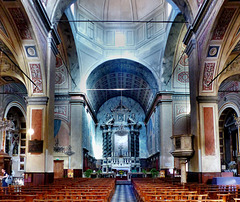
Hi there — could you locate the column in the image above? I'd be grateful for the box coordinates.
[25,96,49,172]
[102,131,107,157]
[198,96,221,173]
[180,158,187,184]
[158,92,174,170]
[70,93,84,170]
[184,38,201,172]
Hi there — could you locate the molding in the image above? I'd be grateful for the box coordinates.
[32,0,61,46]
[145,91,174,123]
[185,39,196,56]
[69,92,98,124]
[183,0,214,45]
[48,34,59,56]
[197,96,218,103]
[25,96,49,105]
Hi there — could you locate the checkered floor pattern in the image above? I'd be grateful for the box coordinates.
[111,185,137,202]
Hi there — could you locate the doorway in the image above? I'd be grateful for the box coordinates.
[54,160,64,179]
[219,109,238,175]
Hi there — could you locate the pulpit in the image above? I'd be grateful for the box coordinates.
[171,134,194,183]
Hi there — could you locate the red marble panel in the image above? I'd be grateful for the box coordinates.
[31,109,42,140]
[204,107,215,155]
[8,8,32,40]
[212,8,236,40]
[29,63,43,93]
[202,62,215,91]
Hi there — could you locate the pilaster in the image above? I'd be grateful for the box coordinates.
[197,96,221,173]
[25,96,49,172]
[69,94,84,169]
[157,92,174,170]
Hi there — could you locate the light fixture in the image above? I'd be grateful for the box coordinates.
[27,128,34,136]
[64,145,75,156]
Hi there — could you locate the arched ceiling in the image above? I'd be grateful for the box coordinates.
[86,59,158,113]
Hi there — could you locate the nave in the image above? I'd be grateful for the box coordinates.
[111,185,136,202]
[0,177,240,201]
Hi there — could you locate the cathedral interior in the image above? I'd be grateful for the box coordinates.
[0,0,239,194]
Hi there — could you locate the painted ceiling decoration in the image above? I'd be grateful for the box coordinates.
[218,75,240,100]
[8,7,32,40]
[87,59,158,113]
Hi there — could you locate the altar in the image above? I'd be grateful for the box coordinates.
[100,103,142,173]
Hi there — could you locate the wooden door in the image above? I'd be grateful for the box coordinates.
[54,160,64,179]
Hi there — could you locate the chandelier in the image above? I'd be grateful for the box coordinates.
[64,145,75,156]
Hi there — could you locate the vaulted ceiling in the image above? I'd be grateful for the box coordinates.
[77,0,166,22]
[86,59,158,113]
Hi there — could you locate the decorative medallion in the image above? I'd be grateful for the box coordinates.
[207,46,220,57]
[177,71,189,83]
[25,45,38,58]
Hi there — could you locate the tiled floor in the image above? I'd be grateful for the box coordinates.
[111,185,137,202]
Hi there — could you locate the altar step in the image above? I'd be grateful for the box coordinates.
[116,180,131,185]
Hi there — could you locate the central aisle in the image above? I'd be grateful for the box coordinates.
[111,185,137,202]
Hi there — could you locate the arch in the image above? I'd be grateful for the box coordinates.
[0,1,47,95]
[4,102,26,121]
[198,2,240,95]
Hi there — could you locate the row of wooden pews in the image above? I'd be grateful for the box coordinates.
[0,178,115,202]
[132,178,240,202]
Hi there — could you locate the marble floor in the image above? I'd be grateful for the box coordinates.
[111,185,137,202]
